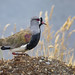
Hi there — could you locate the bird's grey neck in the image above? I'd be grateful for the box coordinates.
[30,20,41,34]
[30,25,41,35]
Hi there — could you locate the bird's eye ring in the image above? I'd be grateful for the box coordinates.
[36,19,40,21]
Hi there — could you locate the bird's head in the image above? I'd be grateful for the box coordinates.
[31,17,46,28]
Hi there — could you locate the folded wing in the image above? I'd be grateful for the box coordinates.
[0,29,32,50]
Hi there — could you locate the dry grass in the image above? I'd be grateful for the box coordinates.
[1,24,10,38]
[0,5,75,67]
[38,5,75,66]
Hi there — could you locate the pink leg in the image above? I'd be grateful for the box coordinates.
[12,52,26,55]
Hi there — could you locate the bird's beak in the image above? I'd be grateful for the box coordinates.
[42,21,47,25]
[40,17,47,25]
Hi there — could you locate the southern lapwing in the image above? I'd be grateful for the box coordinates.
[0,17,46,55]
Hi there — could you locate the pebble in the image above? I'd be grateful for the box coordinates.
[45,68,47,71]
[41,57,45,60]
[9,66,12,69]
[39,59,42,62]
[48,58,52,62]
[27,71,32,75]
[0,70,3,73]
[45,61,50,65]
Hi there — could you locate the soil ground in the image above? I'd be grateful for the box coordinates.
[0,54,75,75]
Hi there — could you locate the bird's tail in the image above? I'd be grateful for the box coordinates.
[0,38,10,50]
[1,46,11,50]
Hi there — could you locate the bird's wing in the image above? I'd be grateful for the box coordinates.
[1,29,32,49]
[11,31,41,53]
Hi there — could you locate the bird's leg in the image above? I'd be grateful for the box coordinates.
[12,52,26,55]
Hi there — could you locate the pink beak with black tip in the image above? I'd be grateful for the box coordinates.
[41,21,46,25]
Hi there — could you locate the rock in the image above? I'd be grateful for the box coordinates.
[45,61,50,65]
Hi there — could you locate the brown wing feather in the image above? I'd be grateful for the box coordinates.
[0,29,32,48]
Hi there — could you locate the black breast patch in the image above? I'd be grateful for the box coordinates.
[26,33,40,50]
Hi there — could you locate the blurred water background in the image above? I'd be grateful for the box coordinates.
[0,0,75,60]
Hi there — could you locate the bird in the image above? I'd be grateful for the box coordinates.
[0,17,46,55]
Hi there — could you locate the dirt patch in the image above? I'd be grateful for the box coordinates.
[0,54,75,75]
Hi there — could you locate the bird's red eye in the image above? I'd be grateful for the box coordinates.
[36,19,40,21]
